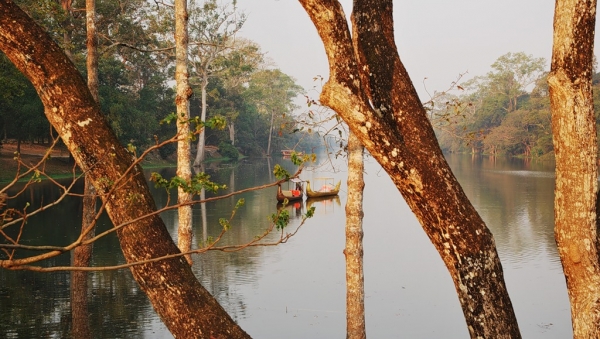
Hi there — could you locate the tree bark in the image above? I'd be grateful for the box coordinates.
[175,0,193,264]
[299,0,521,337]
[0,2,250,337]
[71,1,99,336]
[344,132,366,339]
[194,74,209,166]
[549,0,600,337]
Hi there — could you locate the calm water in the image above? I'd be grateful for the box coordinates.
[0,154,570,338]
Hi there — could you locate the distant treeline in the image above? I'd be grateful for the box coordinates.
[0,0,321,160]
[431,52,600,159]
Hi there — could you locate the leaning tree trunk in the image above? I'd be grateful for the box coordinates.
[175,0,193,264]
[344,132,366,339]
[548,0,600,337]
[299,0,521,337]
[0,2,250,338]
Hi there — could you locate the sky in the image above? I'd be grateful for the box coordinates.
[235,0,598,101]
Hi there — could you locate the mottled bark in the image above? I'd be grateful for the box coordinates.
[344,132,366,339]
[175,0,193,264]
[0,2,250,337]
[549,0,600,337]
[72,1,98,335]
[299,0,521,337]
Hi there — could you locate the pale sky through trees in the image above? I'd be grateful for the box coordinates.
[238,0,598,101]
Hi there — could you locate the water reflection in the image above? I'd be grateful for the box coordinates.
[445,154,556,266]
[0,155,572,338]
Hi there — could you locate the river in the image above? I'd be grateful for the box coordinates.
[0,153,570,338]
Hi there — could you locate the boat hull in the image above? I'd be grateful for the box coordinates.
[306,180,341,198]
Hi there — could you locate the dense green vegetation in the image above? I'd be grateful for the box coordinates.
[431,52,600,159]
[0,0,318,160]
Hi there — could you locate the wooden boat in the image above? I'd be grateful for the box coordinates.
[276,178,304,202]
[306,179,341,198]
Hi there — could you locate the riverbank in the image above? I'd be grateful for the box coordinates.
[0,142,176,183]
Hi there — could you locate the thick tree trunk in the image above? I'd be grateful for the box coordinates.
[549,0,600,337]
[194,76,209,166]
[344,132,366,339]
[175,0,193,264]
[299,0,521,337]
[0,2,250,338]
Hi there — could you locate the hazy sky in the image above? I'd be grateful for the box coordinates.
[236,0,598,101]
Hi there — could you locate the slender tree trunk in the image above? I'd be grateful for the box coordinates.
[228,121,235,146]
[194,75,208,166]
[71,0,98,336]
[267,110,274,156]
[344,132,366,339]
[85,0,98,103]
[300,1,521,337]
[0,3,251,337]
[549,0,600,337]
[71,184,94,338]
[175,0,193,264]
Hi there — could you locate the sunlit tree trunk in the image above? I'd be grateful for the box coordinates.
[175,0,193,264]
[300,1,521,337]
[548,0,600,337]
[344,132,366,339]
[71,0,98,337]
[0,3,251,337]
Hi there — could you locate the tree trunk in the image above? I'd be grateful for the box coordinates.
[71,181,94,338]
[344,132,366,339]
[267,110,274,156]
[300,1,521,337]
[71,0,99,336]
[175,0,193,264]
[194,75,209,166]
[0,2,250,337]
[228,121,235,146]
[549,0,600,337]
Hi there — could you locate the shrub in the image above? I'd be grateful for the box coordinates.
[218,141,239,160]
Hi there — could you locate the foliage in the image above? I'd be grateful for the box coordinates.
[4,0,307,161]
[218,140,239,160]
[150,171,226,196]
[0,52,48,144]
[433,52,559,158]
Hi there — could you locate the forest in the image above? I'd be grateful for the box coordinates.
[432,51,600,159]
[0,0,319,161]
